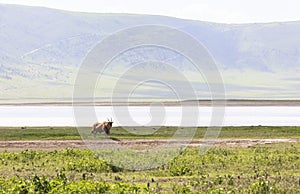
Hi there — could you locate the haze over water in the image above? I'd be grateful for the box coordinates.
[0,106,299,127]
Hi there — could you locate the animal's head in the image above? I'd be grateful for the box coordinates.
[103,118,113,135]
[106,118,113,127]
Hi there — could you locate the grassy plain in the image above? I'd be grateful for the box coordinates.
[0,143,299,193]
[0,126,299,193]
[0,126,300,140]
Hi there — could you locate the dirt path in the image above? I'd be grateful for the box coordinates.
[0,138,299,151]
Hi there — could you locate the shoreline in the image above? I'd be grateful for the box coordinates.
[1,100,300,106]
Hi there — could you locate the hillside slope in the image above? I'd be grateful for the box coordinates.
[0,4,299,101]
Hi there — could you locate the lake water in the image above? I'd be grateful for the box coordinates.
[0,106,299,126]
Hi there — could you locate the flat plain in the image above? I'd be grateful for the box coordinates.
[0,126,299,193]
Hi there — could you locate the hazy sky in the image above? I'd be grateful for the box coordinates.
[0,0,300,23]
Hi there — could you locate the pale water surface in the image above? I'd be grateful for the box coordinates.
[0,106,299,126]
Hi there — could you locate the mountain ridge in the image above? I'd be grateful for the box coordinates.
[0,4,299,101]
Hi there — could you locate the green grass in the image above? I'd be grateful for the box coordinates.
[1,126,299,192]
[0,127,81,140]
[0,143,299,193]
[0,126,299,140]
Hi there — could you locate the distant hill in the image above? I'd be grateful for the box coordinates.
[0,4,299,101]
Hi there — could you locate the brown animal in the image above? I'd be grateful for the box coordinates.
[91,118,113,137]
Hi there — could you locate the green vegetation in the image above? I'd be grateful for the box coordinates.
[0,126,300,140]
[0,127,81,140]
[0,126,299,192]
[0,143,299,193]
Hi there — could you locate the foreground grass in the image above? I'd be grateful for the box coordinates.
[0,143,299,193]
[0,126,300,140]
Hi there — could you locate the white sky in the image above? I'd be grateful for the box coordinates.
[0,0,300,23]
